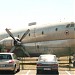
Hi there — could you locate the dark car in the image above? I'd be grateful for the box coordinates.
[36,54,59,75]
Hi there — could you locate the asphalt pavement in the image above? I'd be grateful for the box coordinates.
[15,70,75,75]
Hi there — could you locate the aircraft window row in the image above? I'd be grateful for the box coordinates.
[28,31,44,37]
[28,28,59,37]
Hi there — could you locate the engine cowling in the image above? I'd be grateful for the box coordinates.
[0,37,19,49]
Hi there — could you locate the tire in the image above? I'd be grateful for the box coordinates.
[37,70,41,74]
[73,61,75,67]
[17,65,20,72]
[12,65,16,74]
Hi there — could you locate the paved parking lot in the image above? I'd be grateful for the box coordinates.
[15,57,75,75]
[15,70,75,75]
[0,57,75,75]
[0,70,74,75]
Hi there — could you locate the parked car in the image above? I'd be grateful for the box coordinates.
[0,53,20,74]
[36,54,59,75]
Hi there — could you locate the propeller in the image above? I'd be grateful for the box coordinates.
[5,28,30,56]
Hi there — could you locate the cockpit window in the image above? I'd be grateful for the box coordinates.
[66,24,70,28]
[70,22,74,27]
[66,22,75,28]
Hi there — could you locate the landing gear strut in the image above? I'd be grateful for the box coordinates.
[73,61,75,67]
[73,54,75,67]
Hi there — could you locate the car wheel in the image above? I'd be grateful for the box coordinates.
[73,61,75,67]
[37,70,42,74]
[17,65,20,72]
[12,65,16,74]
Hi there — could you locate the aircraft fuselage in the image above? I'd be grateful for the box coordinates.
[0,22,75,57]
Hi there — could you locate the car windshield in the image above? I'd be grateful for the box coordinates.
[39,55,57,62]
[0,54,12,60]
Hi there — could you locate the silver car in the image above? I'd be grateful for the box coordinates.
[36,54,59,75]
[0,53,20,74]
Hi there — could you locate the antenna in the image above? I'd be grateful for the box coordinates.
[28,22,36,26]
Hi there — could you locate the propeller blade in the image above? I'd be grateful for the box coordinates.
[21,45,30,57]
[5,28,16,40]
[21,48,30,57]
[10,46,16,53]
[20,29,30,41]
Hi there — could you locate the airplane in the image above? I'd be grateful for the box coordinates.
[0,22,75,59]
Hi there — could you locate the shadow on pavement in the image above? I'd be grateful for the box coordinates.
[0,71,15,75]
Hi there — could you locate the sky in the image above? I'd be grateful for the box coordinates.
[0,0,74,32]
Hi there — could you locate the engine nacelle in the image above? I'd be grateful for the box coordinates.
[0,37,14,49]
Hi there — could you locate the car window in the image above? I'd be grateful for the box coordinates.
[0,54,12,60]
[38,55,57,62]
